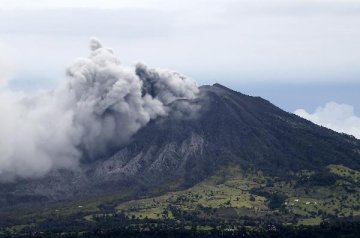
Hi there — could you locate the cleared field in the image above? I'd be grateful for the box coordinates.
[2,164,360,234]
[114,164,360,226]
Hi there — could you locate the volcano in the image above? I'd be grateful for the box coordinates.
[1,83,360,211]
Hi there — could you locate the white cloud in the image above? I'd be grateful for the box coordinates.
[0,0,158,10]
[1,0,360,85]
[295,102,360,139]
[0,0,358,10]
[0,8,174,37]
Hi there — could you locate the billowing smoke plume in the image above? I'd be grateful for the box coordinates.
[0,39,199,181]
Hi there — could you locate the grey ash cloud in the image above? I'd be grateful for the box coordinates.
[0,39,199,181]
[136,62,198,104]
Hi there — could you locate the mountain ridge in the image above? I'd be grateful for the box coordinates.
[0,83,360,211]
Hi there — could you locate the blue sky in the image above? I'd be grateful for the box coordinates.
[0,0,360,137]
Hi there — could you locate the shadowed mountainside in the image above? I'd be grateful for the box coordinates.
[1,83,360,210]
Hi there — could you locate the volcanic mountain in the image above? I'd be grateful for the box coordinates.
[1,83,360,211]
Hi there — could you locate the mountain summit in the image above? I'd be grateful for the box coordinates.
[1,83,360,210]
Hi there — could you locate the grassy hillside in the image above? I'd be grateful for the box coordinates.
[2,164,360,236]
[115,164,360,225]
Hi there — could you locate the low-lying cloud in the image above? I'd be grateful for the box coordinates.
[295,102,360,139]
[0,39,199,181]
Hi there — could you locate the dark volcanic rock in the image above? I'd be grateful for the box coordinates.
[1,84,360,209]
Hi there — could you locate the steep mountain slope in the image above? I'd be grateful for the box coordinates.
[1,83,360,210]
[92,83,360,189]
[120,83,360,186]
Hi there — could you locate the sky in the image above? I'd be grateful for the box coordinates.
[0,0,360,137]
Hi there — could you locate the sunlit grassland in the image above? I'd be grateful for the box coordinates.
[2,164,360,234]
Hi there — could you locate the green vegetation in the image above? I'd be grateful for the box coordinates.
[114,164,360,225]
[2,164,360,237]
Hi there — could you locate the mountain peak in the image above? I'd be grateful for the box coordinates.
[2,83,360,210]
[212,83,226,88]
[210,83,247,97]
[212,83,233,91]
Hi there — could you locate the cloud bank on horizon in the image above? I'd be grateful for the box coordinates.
[1,0,360,86]
[295,102,360,139]
[0,39,199,181]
